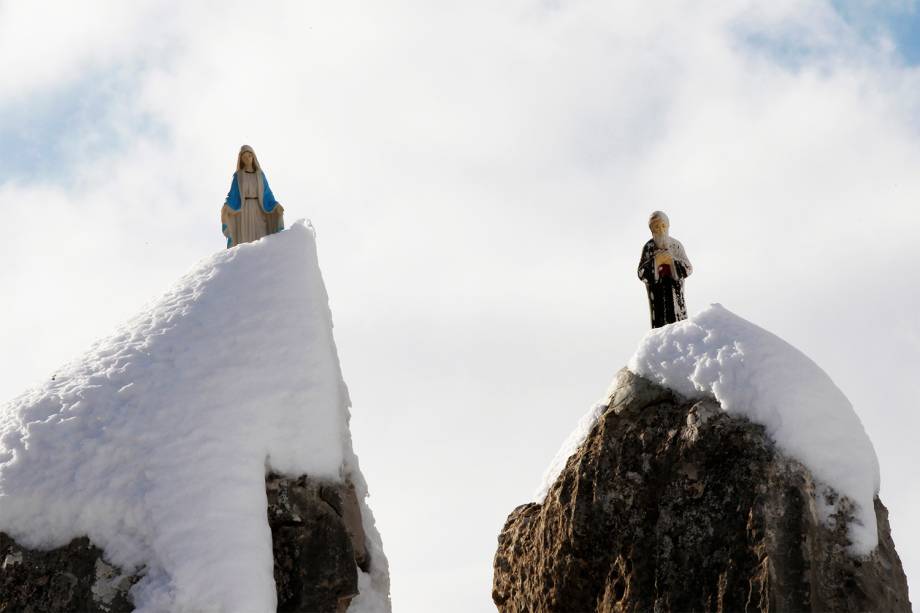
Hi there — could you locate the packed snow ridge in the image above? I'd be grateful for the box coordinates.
[0,221,389,612]
[538,304,880,556]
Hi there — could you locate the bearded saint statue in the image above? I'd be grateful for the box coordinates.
[637,211,692,328]
[221,145,285,248]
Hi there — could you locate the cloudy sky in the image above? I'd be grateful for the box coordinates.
[2,1,919,610]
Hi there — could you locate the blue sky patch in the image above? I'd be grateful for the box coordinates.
[833,0,920,64]
[730,2,920,71]
[0,70,167,185]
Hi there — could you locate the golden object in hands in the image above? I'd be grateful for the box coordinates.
[654,251,674,268]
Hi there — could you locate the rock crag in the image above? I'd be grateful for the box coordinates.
[492,369,911,613]
[0,474,369,613]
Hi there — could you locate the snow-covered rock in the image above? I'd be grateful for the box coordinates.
[496,369,910,612]
[502,305,910,612]
[0,221,389,612]
[540,304,879,555]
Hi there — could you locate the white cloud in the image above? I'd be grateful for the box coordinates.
[1,1,918,610]
[0,0,171,105]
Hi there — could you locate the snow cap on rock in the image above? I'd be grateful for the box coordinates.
[0,221,389,612]
[539,303,880,556]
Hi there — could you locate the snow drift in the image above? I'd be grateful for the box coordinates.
[0,221,389,612]
[538,304,880,555]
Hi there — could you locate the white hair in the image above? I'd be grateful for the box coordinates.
[648,210,670,228]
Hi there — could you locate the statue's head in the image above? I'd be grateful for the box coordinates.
[237,145,261,172]
[649,211,669,243]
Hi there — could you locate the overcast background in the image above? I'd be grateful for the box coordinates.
[1,1,918,611]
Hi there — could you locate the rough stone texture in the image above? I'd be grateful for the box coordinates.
[267,473,363,613]
[0,535,135,613]
[493,369,912,613]
[0,474,367,613]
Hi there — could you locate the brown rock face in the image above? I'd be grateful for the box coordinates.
[0,475,367,613]
[267,473,365,613]
[492,370,911,613]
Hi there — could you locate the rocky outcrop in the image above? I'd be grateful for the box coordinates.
[0,474,369,613]
[0,535,135,613]
[492,369,911,613]
[267,473,368,613]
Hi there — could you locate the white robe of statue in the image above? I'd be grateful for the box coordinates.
[238,170,269,243]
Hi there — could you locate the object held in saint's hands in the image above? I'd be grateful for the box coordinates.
[654,251,674,278]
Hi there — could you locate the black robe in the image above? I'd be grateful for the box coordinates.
[637,237,692,328]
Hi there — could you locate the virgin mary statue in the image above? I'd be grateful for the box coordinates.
[221,145,285,248]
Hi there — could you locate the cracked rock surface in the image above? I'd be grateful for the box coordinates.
[492,369,911,613]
